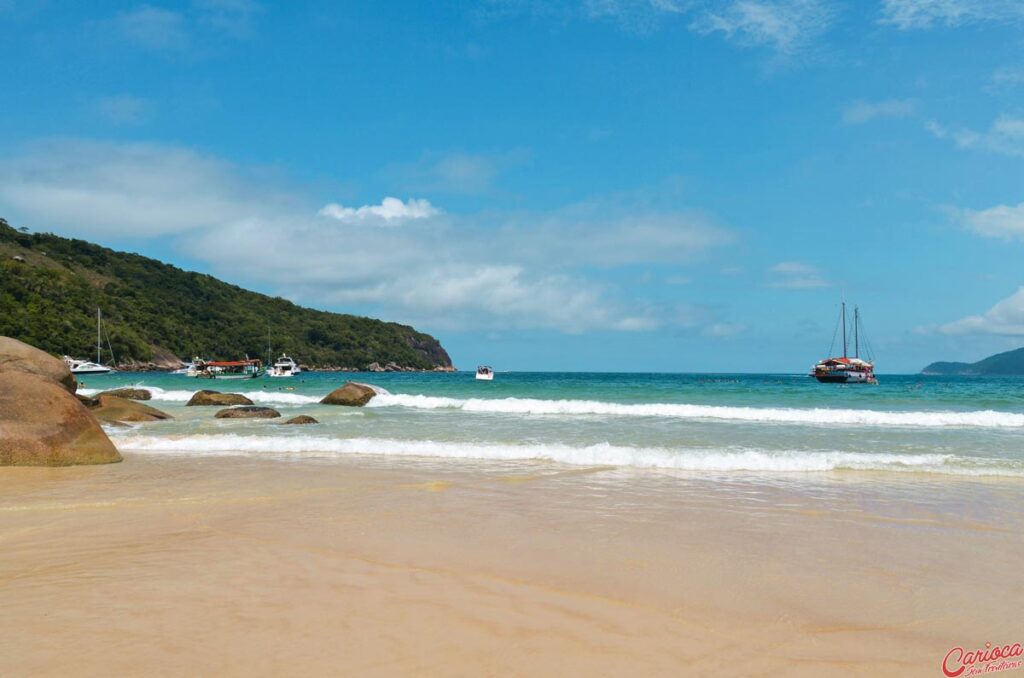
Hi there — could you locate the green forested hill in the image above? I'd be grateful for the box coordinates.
[921,347,1024,375]
[0,218,452,370]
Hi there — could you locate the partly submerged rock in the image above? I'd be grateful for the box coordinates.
[87,395,172,424]
[0,371,122,466]
[0,336,77,394]
[214,406,281,419]
[96,387,152,401]
[186,390,254,407]
[279,414,319,425]
[320,382,376,407]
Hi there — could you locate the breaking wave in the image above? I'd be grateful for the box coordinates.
[79,385,323,406]
[113,434,1024,477]
[368,394,1024,428]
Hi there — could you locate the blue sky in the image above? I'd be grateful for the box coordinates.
[2,0,1024,372]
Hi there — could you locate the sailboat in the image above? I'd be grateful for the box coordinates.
[810,303,876,384]
[63,309,114,375]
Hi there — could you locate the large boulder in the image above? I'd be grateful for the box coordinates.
[279,414,319,425]
[214,406,281,419]
[96,387,152,401]
[320,382,377,407]
[186,390,253,407]
[86,395,172,424]
[0,336,76,394]
[0,371,122,466]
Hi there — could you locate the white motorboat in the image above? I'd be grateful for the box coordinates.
[268,354,301,378]
[171,361,195,375]
[475,365,494,381]
[63,309,114,375]
[63,357,111,375]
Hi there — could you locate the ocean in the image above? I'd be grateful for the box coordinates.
[80,371,1024,478]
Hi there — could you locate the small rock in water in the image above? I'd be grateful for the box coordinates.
[280,415,319,425]
[89,395,172,424]
[97,387,152,401]
[320,381,376,406]
[187,390,254,406]
[214,406,281,419]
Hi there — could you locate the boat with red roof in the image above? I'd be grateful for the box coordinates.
[811,303,877,384]
[190,357,264,380]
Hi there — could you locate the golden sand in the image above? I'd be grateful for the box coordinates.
[1,454,1021,677]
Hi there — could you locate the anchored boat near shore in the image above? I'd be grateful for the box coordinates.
[189,358,263,379]
[811,303,877,384]
[63,309,114,375]
[268,354,301,378]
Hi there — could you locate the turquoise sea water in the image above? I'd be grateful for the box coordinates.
[80,371,1024,477]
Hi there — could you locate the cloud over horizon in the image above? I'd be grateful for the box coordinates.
[318,197,440,225]
[0,137,735,335]
[938,287,1024,336]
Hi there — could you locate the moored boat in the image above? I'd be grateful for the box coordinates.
[811,303,877,384]
[192,358,263,379]
[268,354,301,378]
[63,308,114,375]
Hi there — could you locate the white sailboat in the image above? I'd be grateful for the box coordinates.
[63,309,114,375]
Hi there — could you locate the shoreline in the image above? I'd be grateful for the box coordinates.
[2,452,1022,676]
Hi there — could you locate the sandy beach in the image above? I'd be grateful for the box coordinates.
[2,453,1021,677]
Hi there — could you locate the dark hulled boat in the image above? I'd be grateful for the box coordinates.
[811,303,877,384]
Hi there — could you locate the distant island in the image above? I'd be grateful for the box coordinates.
[0,218,453,371]
[921,346,1024,376]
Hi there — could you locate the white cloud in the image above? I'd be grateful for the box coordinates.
[386,150,529,194]
[927,115,1024,157]
[992,66,1024,88]
[841,99,915,124]
[0,139,292,237]
[318,197,440,225]
[880,0,1024,29]
[955,202,1024,239]
[92,95,151,126]
[690,0,836,54]
[0,138,735,335]
[482,0,834,53]
[101,1,262,51]
[938,287,1024,336]
[582,0,690,32]
[702,322,747,337]
[768,261,830,288]
[194,0,262,37]
[107,5,188,50]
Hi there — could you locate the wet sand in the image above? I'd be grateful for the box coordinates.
[1,453,1022,676]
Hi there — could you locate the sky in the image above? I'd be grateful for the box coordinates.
[2,0,1024,373]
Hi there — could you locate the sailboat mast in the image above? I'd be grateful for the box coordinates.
[97,308,102,364]
[841,302,847,358]
[854,307,860,359]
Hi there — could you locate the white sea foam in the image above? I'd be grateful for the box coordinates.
[79,385,322,405]
[112,434,1024,476]
[367,394,1024,428]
